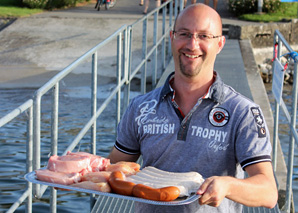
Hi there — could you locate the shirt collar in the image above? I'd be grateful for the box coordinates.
[159,71,225,104]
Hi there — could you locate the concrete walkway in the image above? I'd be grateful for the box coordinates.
[0,0,248,89]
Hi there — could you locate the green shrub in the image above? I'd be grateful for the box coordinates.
[228,0,282,16]
[262,0,281,13]
[228,0,257,16]
[23,0,48,8]
[46,0,75,9]
[22,0,89,9]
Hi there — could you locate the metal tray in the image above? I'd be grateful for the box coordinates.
[25,170,199,206]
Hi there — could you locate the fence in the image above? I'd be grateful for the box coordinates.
[0,0,178,212]
[271,29,298,213]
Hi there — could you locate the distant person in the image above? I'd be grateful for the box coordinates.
[184,0,197,8]
[139,0,161,14]
[204,0,218,10]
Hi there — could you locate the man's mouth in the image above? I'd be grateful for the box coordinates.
[184,53,200,59]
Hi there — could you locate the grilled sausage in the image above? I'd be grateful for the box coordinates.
[132,184,180,201]
[108,171,136,196]
[108,171,180,201]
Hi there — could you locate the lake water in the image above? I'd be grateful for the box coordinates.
[0,83,297,212]
[0,87,119,213]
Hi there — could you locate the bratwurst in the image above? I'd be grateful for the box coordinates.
[108,171,180,201]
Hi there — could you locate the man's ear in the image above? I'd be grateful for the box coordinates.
[217,36,226,54]
[170,30,174,41]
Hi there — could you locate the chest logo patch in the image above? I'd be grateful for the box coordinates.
[209,107,229,127]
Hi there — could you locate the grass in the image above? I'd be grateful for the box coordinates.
[240,2,298,22]
[0,0,91,18]
[0,0,43,18]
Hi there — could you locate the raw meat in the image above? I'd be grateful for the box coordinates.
[47,154,90,173]
[105,163,138,176]
[81,171,111,183]
[71,181,111,193]
[67,151,110,172]
[114,161,140,172]
[35,169,81,185]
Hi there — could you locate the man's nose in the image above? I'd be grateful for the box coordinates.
[186,35,201,49]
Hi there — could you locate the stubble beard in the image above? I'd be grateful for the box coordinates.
[178,55,202,78]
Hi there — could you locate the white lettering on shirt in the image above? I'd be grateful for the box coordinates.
[143,123,175,134]
[191,126,228,143]
[135,100,175,135]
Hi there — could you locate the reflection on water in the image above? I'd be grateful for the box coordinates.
[0,88,118,212]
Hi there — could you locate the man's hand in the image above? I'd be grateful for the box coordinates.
[197,176,231,207]
[196,162,278,208]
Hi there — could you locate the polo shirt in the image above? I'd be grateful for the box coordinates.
[114,71,272,213]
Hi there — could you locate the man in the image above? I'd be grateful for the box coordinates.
[108,4,278,212]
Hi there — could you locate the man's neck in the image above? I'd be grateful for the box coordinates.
[172,72,214,116]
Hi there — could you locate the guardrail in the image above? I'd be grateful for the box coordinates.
[271,29,298,213]
[0,100,33,213]
[0,0,177,212]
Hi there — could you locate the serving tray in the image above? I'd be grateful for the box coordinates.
[24,170,200,206]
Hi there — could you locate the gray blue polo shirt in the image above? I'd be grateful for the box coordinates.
[114,72,272,213]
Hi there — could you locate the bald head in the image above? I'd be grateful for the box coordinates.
[173,3,222,36]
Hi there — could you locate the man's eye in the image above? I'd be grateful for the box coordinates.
[179,32,189,37]
[198,34,209,39]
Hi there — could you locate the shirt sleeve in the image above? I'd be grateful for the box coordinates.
[114,98,141,155]
[236,106,272,170]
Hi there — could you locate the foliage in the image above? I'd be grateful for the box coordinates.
[262,0,281,13]
[239,2,297,22]
[23,0,48,9]
[228,0,282,16]
[228,0,257,16]
[22,0,89,9]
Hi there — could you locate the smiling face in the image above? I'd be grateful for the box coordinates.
[170,4,225,80]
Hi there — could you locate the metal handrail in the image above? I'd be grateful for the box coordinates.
[272,29,298,213]
[0,0,176,212]
[0,100,33,213]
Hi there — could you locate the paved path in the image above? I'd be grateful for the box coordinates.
[0,0,243,88]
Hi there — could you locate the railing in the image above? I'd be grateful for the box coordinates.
[0,0,178,212]
[0,100,33,213]
[271,30,298,213]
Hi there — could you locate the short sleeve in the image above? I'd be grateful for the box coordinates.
[115,98,141,155]
[235,106,272,170]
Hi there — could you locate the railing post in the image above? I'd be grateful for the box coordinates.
[123,26,132,113]
[272,32,279,172]
[141,18,148,94]
[50,83,59,213]
[168,1,173,63]
[152,12,158,89]
[91,51,98,155]
[116,32,123,126]
[33,94,41,197]
[174,0,178,19]
[90,51,98,209]
[161,9,166,71]
[179,0,184,12]
[26,102,33,213]
[285,59,298,213]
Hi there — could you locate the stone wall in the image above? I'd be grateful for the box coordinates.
[228,19,298,48]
